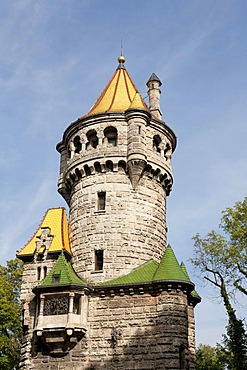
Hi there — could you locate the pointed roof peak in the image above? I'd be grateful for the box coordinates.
[38,253,87,289]
[147,72,162,87]
[153,245,190,283]
[83,59,148,117]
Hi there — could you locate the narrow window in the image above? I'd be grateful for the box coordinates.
[138,125,141,134]
[98,192,106,211]
[179,345,186,370]
[44,266,47,278]
[95,250,104,271]
[37,267,41,280]
[52,273,60,284]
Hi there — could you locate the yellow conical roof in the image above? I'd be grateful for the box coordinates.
[17,208,72,257]
[84,56,148,117]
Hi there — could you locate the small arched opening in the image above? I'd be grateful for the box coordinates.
[153,135,162,153]
[86,129,98,149]
[104,126,118,147]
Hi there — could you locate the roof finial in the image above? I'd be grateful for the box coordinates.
[118,36,125,68]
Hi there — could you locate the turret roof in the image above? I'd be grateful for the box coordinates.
[37,253,87,288]
[146,72,162,86]
[17,208,72,258]
[84,55,148,117]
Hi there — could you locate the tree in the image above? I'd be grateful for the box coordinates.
[0,258,23,370]
[191,198,247,369]
[195,344,225,370]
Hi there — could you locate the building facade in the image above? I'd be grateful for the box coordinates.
[17,55,200,370]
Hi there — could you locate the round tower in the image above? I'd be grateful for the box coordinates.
[56,56,176,283]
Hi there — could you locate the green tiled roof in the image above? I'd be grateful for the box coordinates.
[180,262,201,300]
[153,245,190,282]
[39,253,87,288]
[97,245,195,288]
[97,260,159,287]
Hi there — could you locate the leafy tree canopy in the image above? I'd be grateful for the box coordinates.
[0,258,23,370]
[196,344,225,370]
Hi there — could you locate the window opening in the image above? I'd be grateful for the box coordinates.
[153,135,162,153]
[104,126,117,147]
[138,125,141,134]
[86,130,98,149]
[95,250,104,271]
[44,266,47,278]
[37,267,41,280]
[179,345,186,370]
[98,192,106,211]
[74,136,82,154]
[52,273,60,284]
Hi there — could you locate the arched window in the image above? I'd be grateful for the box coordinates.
[153,135,162,153]
[86,130,98,149]
[73,136,82,154]
[104,126,118,147]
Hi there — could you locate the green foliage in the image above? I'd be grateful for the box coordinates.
[196,344,225,370]
[191,198,247,369]
[191,197,247,297]
[222,316,247,370]
[0,258,23,370]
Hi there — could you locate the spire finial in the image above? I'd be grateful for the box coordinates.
[118,36,125,68]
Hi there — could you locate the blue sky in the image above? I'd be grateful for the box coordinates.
[0,0,246,346]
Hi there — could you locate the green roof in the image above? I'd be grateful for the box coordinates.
[180,262,201,300]
[97,245,194,288]
[97,260,159,287]
[39,253,87,288]
[153,245,190,282]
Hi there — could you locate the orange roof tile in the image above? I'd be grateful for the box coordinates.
[17,208,72,257]
[83,57,148,117]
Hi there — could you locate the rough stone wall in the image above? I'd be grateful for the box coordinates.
[57,113,174,283]
[70,172,166,283]
[19,254,59,370]
[29,289,194,370]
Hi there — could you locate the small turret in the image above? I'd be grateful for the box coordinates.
[146,73,162,119]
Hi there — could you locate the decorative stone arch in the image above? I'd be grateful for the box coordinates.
[103,126,118,147]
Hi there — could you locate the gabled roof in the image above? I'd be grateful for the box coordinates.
[17,208,72,258]
[38,253,86,288]
[83,55,148,117]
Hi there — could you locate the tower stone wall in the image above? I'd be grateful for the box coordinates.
[18,56,200,370]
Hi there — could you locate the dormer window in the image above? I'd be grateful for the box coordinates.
[52,274,60,284]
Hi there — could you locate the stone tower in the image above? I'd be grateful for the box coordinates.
[17,55,200,370]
